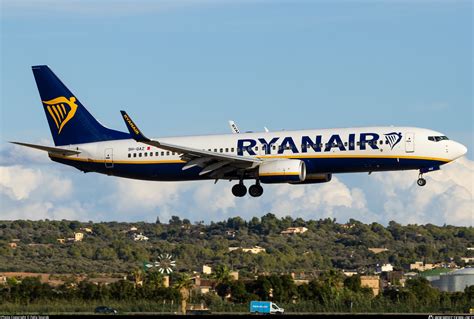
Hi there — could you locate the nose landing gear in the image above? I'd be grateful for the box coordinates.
[417,173,427,187]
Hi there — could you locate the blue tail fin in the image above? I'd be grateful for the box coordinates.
[32,65,130,146]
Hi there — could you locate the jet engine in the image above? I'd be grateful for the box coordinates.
[258,159,306,184]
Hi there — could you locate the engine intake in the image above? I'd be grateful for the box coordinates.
[258,159,306,184]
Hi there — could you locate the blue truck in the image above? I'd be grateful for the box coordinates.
[249,301,284,314]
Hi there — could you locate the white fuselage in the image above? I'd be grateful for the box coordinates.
[50,126,467,182]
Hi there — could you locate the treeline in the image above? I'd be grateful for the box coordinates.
[0,270,472,313]
[0,216,472,274]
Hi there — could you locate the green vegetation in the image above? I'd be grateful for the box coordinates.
[0,217,472,313]
[0,271,472,314]
[0,216,472,274]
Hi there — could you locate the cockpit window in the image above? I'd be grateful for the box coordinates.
[428,136,449,142]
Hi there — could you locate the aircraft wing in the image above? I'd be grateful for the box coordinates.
[10,141,81,156]
[120,111,261,178]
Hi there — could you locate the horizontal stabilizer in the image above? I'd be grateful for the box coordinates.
[10,141,81,156]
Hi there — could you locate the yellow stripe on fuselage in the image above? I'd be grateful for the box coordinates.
[257,154,451,163]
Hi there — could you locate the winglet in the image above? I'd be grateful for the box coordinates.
[120,110,151,142]
[228,120,240,134]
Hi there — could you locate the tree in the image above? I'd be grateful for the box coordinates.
[169,216,182,226]
[109,280,135,300]
[173,273,193,314]
[406,277,440,307]
[212,265,232,285]
[344,275,362,292]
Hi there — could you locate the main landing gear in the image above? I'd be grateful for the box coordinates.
[417,173,427,187]
[249,181,264,197]
[232,182,247,197]
[232,180,263,197]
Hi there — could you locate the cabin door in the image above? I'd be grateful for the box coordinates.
[405,132,415,153]
[104,148,114,168]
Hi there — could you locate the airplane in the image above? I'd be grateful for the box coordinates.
[11,65,468,198]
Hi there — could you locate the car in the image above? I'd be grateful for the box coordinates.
[94,306,118,314]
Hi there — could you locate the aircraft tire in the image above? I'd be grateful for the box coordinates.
[232,184,247,197]
[249,184,264,197]
[417,178,426,187]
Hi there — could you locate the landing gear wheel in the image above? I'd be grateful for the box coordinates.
[232,183,247,197]
[417,178,426,187]
[249,184,264,197]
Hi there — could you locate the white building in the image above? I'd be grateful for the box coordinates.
[133,233,149,241]
[281,227,308,235]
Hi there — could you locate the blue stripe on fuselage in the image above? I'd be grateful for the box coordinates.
[50,156,447,181]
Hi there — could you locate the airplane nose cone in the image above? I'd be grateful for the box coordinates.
[451,142,467,160]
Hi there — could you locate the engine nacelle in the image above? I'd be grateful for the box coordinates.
[290,173,332,184]
[258,159,306,184]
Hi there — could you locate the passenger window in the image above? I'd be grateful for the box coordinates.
[220,148,223,153]
[139,153,142,157]
[172,152,175,155]
[208,149,211,151]
[166,151,170,156]
[380,140,383,145]
[214,149,217,152]
[272,145,276,150]
[357,142,360,146]
[156,152,159,156]
[344,142,348,146]
[150,152,153,157]
[144,152,147,157]
[231,148,235,152]
[161,151,164,156]
[225,148,229,152]
[255,146,258,151]
[128,154,131,158]
[133,153,137,158]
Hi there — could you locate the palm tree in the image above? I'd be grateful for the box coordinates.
[211,264,232,285]
[212,265,233,300]
[173,273,193,314]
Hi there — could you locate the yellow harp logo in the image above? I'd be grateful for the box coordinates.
[43,96,78,134]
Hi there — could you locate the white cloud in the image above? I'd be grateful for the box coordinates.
[0,166,42,200]
[372,157,473,226]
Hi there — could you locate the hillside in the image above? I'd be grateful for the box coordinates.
[1,215,472,275]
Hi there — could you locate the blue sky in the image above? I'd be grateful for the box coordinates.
[0,0,472,225]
